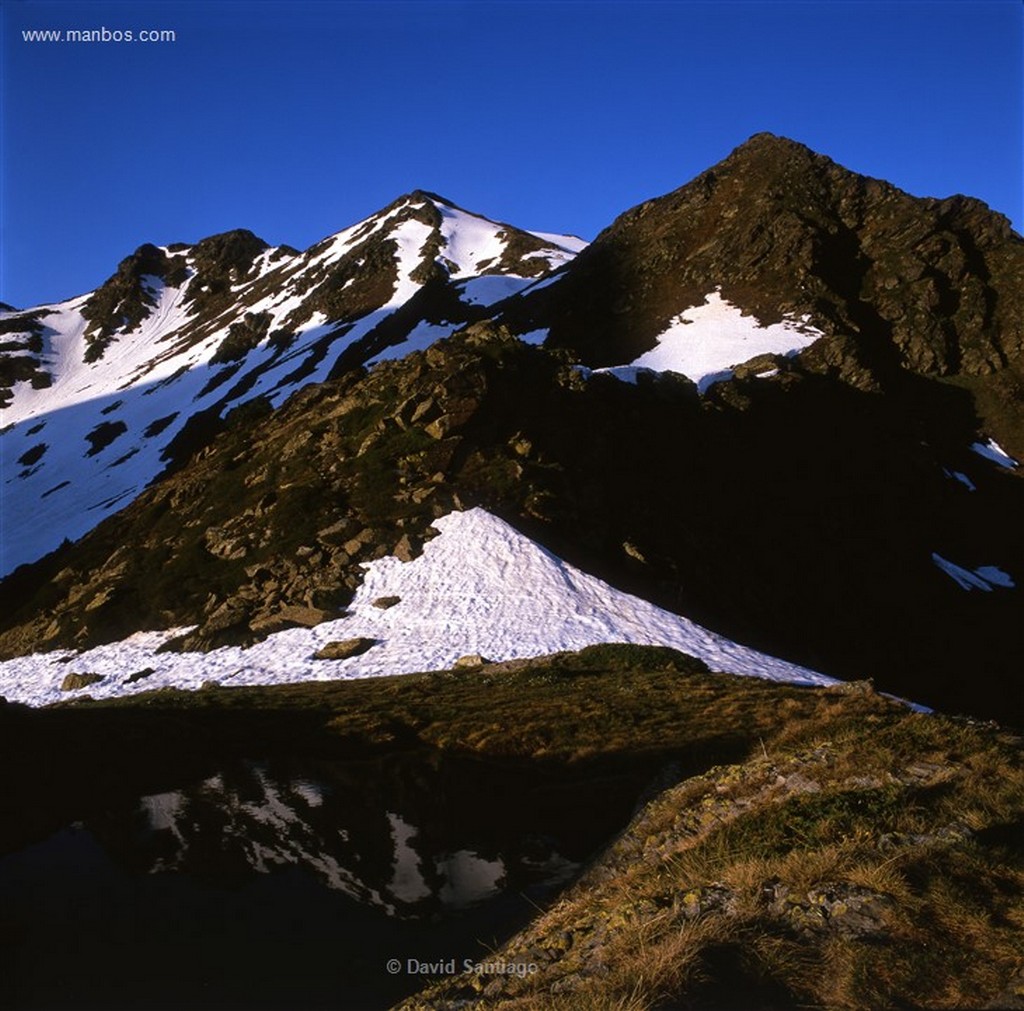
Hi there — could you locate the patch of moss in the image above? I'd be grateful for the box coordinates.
[735,785,909,853]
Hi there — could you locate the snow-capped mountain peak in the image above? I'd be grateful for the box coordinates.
[0,195,586,576]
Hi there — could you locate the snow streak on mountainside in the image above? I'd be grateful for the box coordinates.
[0,508,835,707]
[0,196,583,575]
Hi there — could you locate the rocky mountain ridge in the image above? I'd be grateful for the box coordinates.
[0,193,581,574]
[1,134,1021,723]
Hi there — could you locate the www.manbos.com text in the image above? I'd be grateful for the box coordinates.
[22,27,177,43]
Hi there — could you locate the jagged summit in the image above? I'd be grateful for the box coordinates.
[722,130,831,165]
[392,188,458,209]
[502,131,1023,383]
[722,131,1014,223]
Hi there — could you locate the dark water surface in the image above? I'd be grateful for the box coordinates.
[1,752,645,1009]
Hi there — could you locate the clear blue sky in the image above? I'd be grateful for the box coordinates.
[2,0,1021,308]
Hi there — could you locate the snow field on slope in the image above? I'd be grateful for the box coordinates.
[306,200,422,269]
[525,231,590,255]
[597,290,823,393]
[436,204,510,278]
[1,283,190,427]
[0,508,837,708]
[457,275,538,306]
[0,289,345,576]
[199,215,442,406]
[365,321,454,366]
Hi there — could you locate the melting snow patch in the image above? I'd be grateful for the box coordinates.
[436,204,509,279]
[458,275,536,306]
[0,508,837,708]
[365,320,454,367]
[600,290,822,393]
[931,553,1016,592]
[517,328,549,346]
[970,439,1018,469]
[518,272,565,296]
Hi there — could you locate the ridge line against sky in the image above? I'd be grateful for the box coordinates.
[1,0,1021,309]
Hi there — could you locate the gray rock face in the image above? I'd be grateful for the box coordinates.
[767,880,892,939]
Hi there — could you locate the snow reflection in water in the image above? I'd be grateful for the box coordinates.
[103,755,586,917]
[1,751,636,1008]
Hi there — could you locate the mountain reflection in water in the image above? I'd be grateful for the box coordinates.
[1,751,643,1010]
[109,757,581,917]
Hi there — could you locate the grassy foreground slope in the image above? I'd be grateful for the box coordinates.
[385,650,1021,1011]
[2,644,1021,1009]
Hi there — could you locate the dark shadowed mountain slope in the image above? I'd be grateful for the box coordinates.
[1,322,1020,722]
[502,134,1023,439]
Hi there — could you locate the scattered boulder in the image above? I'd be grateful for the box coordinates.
[391,534,418,562]
[248,604,336,635]
[732,352,785,379]
[124,667,156,685]
[278,604,336,627]
[60,672,103,692]
[372,595,401,609]
[343,527,378,557]
[202,526,249,561]
[677,884,737,920]
[316,517,356,546]
[453,654,490,669]
[313,637,377,660]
